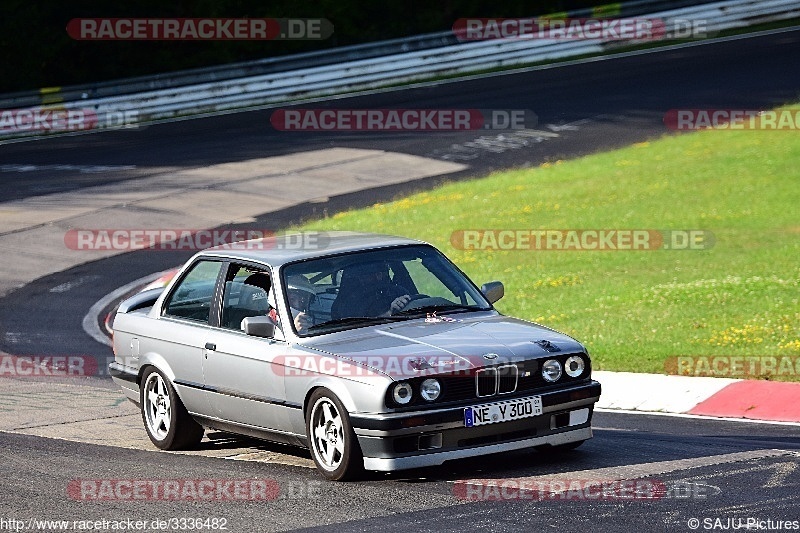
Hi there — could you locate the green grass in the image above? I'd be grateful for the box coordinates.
[290,106,800,379]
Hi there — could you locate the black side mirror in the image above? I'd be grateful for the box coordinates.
[481,281,504,304]
[242,315,277,338]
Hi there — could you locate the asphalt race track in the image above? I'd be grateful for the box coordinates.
[0,412,798,532]
[1,28,799,532]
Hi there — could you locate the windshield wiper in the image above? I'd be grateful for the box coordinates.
[394,304,487,316]
[307,315,407,331]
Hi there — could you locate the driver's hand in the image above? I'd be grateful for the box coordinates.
[294,311,312,332]
[390,294,412,313]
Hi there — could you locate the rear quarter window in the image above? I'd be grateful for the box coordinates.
[163,260,223,323]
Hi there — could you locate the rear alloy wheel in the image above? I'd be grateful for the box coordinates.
[306,389,363,481]
[140,367,204,450]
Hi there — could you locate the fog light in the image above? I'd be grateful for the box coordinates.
[392,382,413,405]
[542,359,562,382]
[420,378,441,401]
[565,355,585,378]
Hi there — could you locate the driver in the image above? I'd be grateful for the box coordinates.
[286,275,317,333]
[354,261,411,316]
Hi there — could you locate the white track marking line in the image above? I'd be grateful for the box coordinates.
[82,269,174,346]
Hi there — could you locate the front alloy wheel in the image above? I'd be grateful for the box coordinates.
[140,367,203,450]
[306,389,363,480]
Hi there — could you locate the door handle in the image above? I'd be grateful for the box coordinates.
[204,342,216,351]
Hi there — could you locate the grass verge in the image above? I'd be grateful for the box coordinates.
[291,105,800,380]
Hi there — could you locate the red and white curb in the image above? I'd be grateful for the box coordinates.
[594,371,800,424]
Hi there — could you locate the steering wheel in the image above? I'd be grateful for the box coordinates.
[393,293,431,313]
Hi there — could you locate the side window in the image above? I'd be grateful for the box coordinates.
[221,265,274,330]
[163,260,223,323]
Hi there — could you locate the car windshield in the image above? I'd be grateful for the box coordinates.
[282,244,492,336]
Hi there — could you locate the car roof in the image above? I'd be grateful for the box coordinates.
[197,231,427,267]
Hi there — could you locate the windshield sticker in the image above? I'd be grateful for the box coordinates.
[426,312,461,323]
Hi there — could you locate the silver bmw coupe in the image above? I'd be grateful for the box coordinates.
[109,232,601,480]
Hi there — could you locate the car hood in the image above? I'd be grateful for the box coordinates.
[301,313,585,379]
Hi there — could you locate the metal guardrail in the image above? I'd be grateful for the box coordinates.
[1,0,797,138]
[0,31,460,109]
[0,0,718,109]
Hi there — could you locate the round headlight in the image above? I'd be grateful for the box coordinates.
[565,355,585,378]
[392,382,413,405]
[542,359,562,382]
[420,378,441,401]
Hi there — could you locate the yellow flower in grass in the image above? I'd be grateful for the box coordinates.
[779,339,800,351]
[707,316,798,348]
[531,275,583,289]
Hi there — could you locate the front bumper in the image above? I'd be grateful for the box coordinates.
[352,380,600,471]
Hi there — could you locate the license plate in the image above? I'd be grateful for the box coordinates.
[464,396,542,427]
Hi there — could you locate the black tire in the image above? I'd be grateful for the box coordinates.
[306,388,363,481]
[140,367,204,450]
